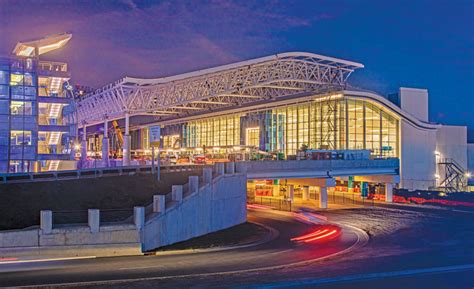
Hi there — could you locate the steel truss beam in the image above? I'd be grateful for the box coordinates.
[76,52,363,125]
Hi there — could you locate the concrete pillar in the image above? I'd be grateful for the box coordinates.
[272,184,280,197]
[153,195,166,213]
[88,209,100,233]
[288,184,294,201]
[189,175,199,194]
[40,210,52,234]
[133,206,145,230]
[81,124,87,163]
[203,167,213,184]
[319,187,328,209]
[172,185,183,202]
[215,162,225,176]
[302,186,310,201]
[385,183,393,203]
[102,120,109,167]
[225,162,235,174]
[123,113,131,166]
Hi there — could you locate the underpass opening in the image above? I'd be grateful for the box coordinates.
[247,176,396,211]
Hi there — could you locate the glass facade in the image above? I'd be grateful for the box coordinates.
[182,115,241,148]
[161,95,399,158]
[0,58,38,172]
[0,54,74,173]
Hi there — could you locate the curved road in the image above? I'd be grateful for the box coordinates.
[0,208,367,288]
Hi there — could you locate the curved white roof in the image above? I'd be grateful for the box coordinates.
[77,51,363,125]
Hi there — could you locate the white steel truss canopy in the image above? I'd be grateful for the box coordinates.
[76,52,363,125]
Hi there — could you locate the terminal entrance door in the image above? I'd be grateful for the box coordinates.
[246,127,260,148]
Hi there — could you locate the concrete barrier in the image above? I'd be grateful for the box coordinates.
[142,172,247,251]
[0,163,247,257]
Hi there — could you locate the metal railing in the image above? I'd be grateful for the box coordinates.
[0,164,203,184]
[248,195,293,211]
[38,61,68,72]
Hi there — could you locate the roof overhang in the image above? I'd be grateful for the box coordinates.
[13,33,72,57]
[77,52,364,126]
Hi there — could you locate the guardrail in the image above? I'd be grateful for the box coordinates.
[0,164,204,184]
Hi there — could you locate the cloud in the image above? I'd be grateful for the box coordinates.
[0,0,334,87]
[120,0,138,10]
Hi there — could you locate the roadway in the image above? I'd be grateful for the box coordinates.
[0,208,366,288]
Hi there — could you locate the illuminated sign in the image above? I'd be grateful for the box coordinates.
[149,126,161,146]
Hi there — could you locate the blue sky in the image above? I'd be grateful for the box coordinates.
[1,0,473,136]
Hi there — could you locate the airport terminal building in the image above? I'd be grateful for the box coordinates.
[1,36,471,193]
[72,52,472,192]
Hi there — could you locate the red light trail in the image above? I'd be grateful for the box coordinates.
[291,226,341,243]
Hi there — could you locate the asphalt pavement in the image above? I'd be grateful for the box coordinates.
[0,208,364,288]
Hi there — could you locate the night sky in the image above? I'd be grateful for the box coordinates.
[1,0,473,137]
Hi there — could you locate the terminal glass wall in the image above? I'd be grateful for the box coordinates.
[182,114,241,148]
[163,95,399,158]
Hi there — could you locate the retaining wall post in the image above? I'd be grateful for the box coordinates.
[88,209,100,233]
[172,185,183,202]
[40,210,52,234]
[153,195,166,213]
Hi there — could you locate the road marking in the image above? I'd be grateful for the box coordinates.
[0,256,96,265]
[7,212,369,288]
[247,264,474,288]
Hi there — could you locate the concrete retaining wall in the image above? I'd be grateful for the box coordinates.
[0,163,247,257]
[142,173,247,251]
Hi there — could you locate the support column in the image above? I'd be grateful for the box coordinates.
[302,186,309,201]
[272,180,280,197]
[288,184,294,201]
[102,120,110,167]
[123,113,131,166]
[81,124,87,163]
[385,183,393,203]
[319,187,328,209]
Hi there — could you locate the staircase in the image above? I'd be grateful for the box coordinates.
[49,77,62,94]
[437,158,467,193]
[48,131,61,145]
[48,160,60,171]
[48,103,62,119]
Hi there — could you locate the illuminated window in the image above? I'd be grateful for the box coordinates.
[183,114,241,148]
[163,134,180,149]
[10,130,32,145]
[10,101,33,115]
[10,74,23,86]
[246,127,260,148]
